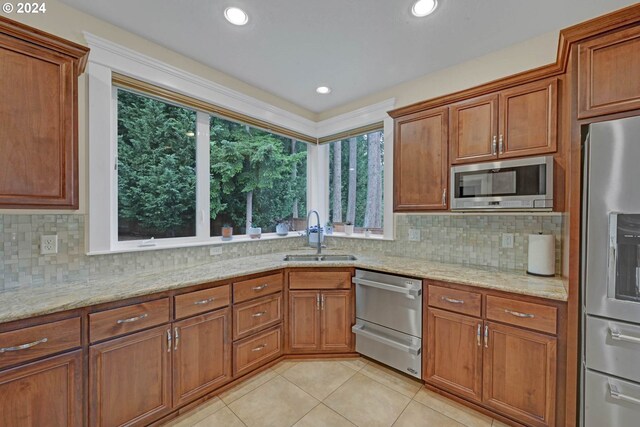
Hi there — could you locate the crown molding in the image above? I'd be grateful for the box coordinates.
[315,98,396,139]
[83,32,318,138]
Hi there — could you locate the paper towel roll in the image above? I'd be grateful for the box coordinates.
[527,234,555,277]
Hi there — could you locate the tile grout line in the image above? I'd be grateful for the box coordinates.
[389,397,413,427]
[411,386,492,427]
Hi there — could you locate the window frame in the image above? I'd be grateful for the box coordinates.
[110,86,311,252]
[85,33,394,254]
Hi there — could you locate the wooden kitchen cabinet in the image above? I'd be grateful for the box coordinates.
[172,309,231,407]
[289,290,321,352]
[579,25,640,119]
[320,291,353,352]
[89,326,172,427]
[450,94,499,164]
[483,322,557,427]
[393,107,449,211]
[289,290,353,353]
[499,78,558,158]
[0,17,88,208]
[426,308,483,402]
[450,79,558,164]
[0,350,83,427]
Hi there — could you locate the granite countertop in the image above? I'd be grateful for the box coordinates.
[0,250,568,324]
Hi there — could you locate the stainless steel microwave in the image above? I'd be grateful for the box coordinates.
[450,155,553,211]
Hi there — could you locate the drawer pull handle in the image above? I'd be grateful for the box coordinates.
[251,344,267,352]
[610,383,640,406]
[116,313,148,324]
[504,309,534,319]
[476,324,481,347]
[442,297,464,305]
[252,284,269,291]
[193,297,215,305]
[174,327,180,351]
[252,311,267,318]
[0,337,48,353]
[610,328,640,345]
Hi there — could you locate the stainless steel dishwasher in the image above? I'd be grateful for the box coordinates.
[352,269,422,378]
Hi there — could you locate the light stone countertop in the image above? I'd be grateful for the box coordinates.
[0,249,568,325]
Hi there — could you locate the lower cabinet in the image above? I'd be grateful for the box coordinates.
[0,350,83,427]
[289,290,353,353]
[483,322,557,427]
[90,325,172,427]
[426,302,558,427]
[173,309,231,407]
[426,308,483,402]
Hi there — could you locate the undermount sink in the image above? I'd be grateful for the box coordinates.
[283,254,357,262]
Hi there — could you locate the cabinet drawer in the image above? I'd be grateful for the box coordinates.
[233,326,282,377]
[428,285,481,317]
[486,295,557,335]
[233,293,283,340]
[0,317,81,370]
[175,285,230,319]
[90,298,170,343]
[289,271,351,290]
[233,273,283,304]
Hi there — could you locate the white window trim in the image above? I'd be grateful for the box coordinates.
[86,33,395,254]
[315,100,396,240]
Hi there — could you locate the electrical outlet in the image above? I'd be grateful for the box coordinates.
[40,235,58,255]
[501,233,514,249]
[209,246,223,256]
[408,228,421,242]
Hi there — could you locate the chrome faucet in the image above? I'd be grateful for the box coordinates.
[307,210,323,255]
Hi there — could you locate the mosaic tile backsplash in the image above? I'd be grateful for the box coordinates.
[328,214,564,273]
[0,213,563,290]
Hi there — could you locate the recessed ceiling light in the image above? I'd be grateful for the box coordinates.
[316,86,331,95]
[411,0,438,17]
[224,7,248,26]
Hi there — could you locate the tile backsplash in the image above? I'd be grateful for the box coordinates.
[328,214,564,273]
[0,213,564,290]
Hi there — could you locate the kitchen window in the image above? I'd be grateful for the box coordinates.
[117,88,197,241]
[208,116,307,236]
[328,129,384,235]
[112,86,308,247]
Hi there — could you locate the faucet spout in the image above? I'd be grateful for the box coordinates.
[307,210,323,255]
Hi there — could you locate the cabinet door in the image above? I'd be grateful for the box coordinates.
[426,308,483,402]
[320,291,353,352]
[483,322,557,427]
[499,78,558,158]
[173,309,231,407]
[579,26,640,119]
[90,326,172,427]
[0,32,79,208]
[289,291,320,352]
[0,350,82,427]
[450,94,499,164]
[393,108,449,211]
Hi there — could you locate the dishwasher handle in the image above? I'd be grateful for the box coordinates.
[352,277,421,299]
[352,324,421,356]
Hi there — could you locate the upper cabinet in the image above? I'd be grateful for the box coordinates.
[0,17,88,209]
[393,107,449,211]
[450,94,499,164]
[450,78,558,164]
[579,25,640,119]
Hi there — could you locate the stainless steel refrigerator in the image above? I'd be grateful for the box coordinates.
[582,116,640,426]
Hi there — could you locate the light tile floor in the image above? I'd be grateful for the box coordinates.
[164,358,508,427]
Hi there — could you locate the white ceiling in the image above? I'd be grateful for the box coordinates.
[61,0,636,114]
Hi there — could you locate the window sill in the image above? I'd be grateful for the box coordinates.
[325,232,391,241]
[86,232,304,255]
